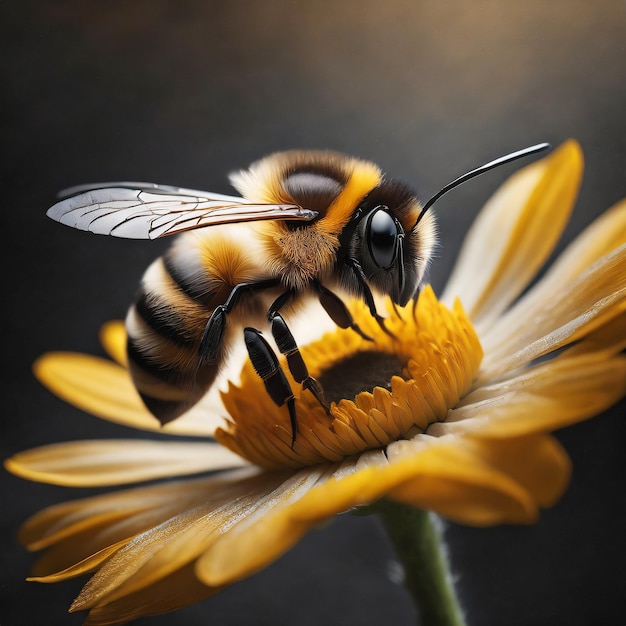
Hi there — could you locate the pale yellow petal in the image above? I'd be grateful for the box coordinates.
[29,539,129,582]
[74,469,315,610]
[480,197,626,371]
[442,140,583,327]
[196,465,335,587]
[434,354,626,438]
[5,440,246,487]
[502,199,626,321]
[479,244,626,380]
[563,308,626,357]
[18,467,262,551]
[200,443,537,587]
[71,504,233,610]
[25,469,270,582]
[82,563,219,626]
[161,393,228,438]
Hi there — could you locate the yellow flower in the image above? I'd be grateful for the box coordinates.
[6,140,626,625]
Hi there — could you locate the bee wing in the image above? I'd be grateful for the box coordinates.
[47,182,318,239]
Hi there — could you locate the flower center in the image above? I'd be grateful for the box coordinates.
[318,351,405,403]
[216,286,483,470]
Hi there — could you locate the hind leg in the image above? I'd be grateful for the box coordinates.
[198,278,281,366]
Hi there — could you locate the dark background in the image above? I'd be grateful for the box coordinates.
[2,2,625,625]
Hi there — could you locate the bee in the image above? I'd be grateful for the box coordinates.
[47,144,549,441]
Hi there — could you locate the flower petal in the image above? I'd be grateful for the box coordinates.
[17,467,262,552]
[34,352,162,431]
[73,469,318,610]
[98,321,127,366]
[29,538,129,582]
[34,352,222,436]
[480,197,626,373]
[383,439,537,525]
[442,140,583,328]
[195,465,334,587]
[199,442,537,587]
[82,563,219,626]
[451,434,571,507]
[478,244,626,379]
[434,352,626,438]
[5,440,246,487]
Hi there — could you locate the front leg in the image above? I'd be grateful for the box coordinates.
[314,280,373,341]
[343,257,397,338]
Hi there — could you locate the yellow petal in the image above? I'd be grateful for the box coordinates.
[563,308,626,357]
[196,465,336,587]
[481,197,626,374]
[34,352,162,431]
[73,469,308,610]
[98,321,127,366]
[71,508,225,610]
[18,467,262,551]
[442,140,583,327]
[29,538,129,582]
[82,563,219,626]
[25,470,271,585]
[453,434,571,507]
[33,352,221,437]
[382,441,537,525]
[479,244,626,379]
[509,199,626,314]
[199,443,537,587]
[436,354,626,438]
[5,440,246,487]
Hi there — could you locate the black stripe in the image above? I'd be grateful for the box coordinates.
[138,394,189,425]
[134,288,196,348]
[163,251,214,306]
[126,337,193,385]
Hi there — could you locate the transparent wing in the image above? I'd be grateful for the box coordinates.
[47,182,318,239]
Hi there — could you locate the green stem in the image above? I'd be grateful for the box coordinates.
[373,500,466,626]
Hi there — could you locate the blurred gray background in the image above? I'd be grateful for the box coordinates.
[2,2,625,625]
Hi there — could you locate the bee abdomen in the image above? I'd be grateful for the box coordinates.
[126,256,226,425]
[133,287,198,348]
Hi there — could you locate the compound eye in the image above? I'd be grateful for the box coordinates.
[367,207,398,269]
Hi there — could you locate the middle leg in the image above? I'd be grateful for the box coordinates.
[267,290,330,412]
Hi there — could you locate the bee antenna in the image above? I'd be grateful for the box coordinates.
[410,142,550,231]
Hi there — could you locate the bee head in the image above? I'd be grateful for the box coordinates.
[342,180,436,307]
[344,142,552,307]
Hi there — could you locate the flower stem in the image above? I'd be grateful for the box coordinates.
[374,500,466,626]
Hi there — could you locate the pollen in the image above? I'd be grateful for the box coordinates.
[216,286,483,470]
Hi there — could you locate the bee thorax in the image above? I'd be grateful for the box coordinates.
[267,225,338,291]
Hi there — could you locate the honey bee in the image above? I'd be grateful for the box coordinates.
[48,144,548,441]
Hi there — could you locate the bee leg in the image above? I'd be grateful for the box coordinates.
[344,257,398,339]
[411,286,422,323]
[314,281,374,341]
[267,307,330,414]
[199,278,281,365]
[244,327,298,444]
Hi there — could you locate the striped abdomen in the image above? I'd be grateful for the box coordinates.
[126,228,270,424]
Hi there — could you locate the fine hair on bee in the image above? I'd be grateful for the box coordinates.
[47,143,549,443]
